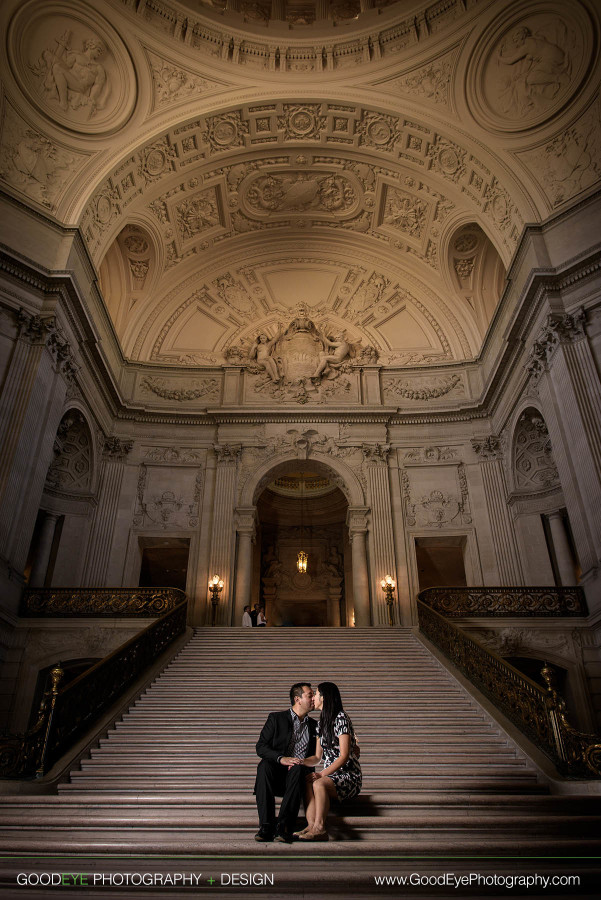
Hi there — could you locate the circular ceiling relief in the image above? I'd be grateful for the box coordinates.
[8,0,137,135]
[466,0,594,132]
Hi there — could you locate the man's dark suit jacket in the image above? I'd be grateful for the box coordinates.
[256,710,318,764]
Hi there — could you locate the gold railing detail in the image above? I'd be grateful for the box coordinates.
[417,599,601,778]
[419,586,587,617]
[0,599,187,779]
[21,587,185,617]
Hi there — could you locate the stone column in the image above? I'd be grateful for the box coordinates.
[529,310,601,581]
[347,507,371,626]
[83,437,133,586]
[548,511,577,585]
[0,311,73,610]
[327,581,342,627]
[471,436,523,585]
[234,506,257,626]
[28,512,60,588]
[271,0,285,19]
[363,445,398,624]
[207,444,241,625]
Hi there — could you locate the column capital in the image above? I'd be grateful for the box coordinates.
[103,436,134,459]
[346,506,370,534]
[214,443,242,464]
[234,506,257,535]
[527,309,587,379]
[17,309,56,344]
[471,435,504,461]
[362,443,390,466]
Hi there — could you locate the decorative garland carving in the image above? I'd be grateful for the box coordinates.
[140,375,220,402]
[383,373,462,402]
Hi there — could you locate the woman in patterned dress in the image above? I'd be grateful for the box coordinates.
[296,681,362,841]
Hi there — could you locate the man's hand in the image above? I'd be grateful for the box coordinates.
[280,756,302,766]
[307,771,323,782]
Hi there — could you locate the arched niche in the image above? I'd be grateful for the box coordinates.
[446,223,506,337]
[98,222,160,346]
[45,409,94,495]
[511,406,560,494]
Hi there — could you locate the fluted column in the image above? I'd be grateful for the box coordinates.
[0,312,73,601]
[234,506,257,626]
[28,512,60,587]
[347,507,371,626]
[529,310,601,579]
[207,444,241,625]
[471,437,523,585]
[83,438,133,586]
[548,511,577,585]
[363,445,398,625]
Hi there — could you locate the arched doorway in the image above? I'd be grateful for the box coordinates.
[234,449,371,627]
[256,468,348,626]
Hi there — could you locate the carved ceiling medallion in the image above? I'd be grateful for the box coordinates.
[466,1,593,132]
[8,0,137,135]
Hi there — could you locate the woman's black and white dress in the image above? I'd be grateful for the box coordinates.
[317,711,362,801]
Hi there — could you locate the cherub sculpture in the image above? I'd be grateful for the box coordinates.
[249,326,283,383]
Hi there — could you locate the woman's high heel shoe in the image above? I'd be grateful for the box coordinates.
[298,830,329,841]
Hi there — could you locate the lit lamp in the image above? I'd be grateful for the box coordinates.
[297,470,308,574]
[208,574,224,626]
[297,550,308,574]
[381,574,396,627]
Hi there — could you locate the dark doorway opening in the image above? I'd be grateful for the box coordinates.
[415,535,467,592]
[138,537,189,591]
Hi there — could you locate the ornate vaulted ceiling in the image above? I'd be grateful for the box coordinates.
[1,0,599,369]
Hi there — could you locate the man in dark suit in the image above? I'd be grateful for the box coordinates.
[254,682,317,843]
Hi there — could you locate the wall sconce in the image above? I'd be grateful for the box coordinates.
[208,574,224,626]
[381,574,396,627]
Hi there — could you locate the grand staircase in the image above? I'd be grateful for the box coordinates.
[1,627,600,859]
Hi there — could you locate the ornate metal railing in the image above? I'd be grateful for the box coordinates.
[417,599,601,778]
[418,586,587,617]
[0,599,187,779]
[20,587,185,617]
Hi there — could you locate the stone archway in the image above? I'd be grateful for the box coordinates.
[234,451,370,626]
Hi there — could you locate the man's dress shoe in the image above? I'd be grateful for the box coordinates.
[254,825,274,842]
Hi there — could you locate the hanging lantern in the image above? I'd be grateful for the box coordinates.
[297,550,308,574]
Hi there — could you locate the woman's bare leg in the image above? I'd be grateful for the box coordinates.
[295,781,316,836]
[308,776,337,834]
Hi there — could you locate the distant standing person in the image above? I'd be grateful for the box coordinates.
[257,606,267,627]
[242,605,252,627]
[250,603,260,627]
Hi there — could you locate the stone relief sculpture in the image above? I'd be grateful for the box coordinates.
[0,107,80,210]
[30,31,110,118]
[228,304,375,404]
[495,20,573,118]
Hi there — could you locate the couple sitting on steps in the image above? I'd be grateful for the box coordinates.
[254,681,362,843]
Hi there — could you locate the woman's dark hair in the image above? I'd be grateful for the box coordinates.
[317,681,344,747]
